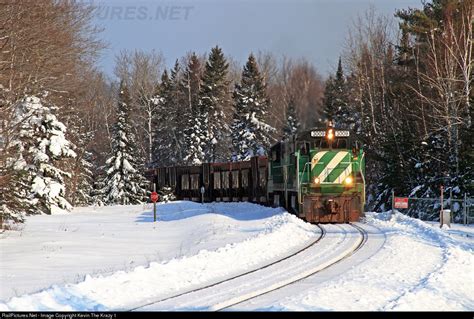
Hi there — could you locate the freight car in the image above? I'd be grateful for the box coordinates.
[145,122,366,223]
[145,156,268,204]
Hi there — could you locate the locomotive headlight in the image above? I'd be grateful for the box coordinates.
[327,129,334,140]
[314,177,320,184]
[344,176,353,185]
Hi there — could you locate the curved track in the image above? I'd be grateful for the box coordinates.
[126,224,326,311]
[133,223,367,311]
[230,222,385,310]
[215,223,367,311]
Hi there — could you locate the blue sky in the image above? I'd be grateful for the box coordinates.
[92,0,422,79]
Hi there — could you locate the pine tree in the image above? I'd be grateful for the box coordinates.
[75,149,95,206]
[282,97,300,140]
[102,82,148,205]
[0,142,29,225]
[200,46,230,162]
[153,63,187,166]
[91,160,107,206]
[323,75,336,122]
[231,54,275,161]
[169,60,186,164]
[182,53,206,165]
[323,58,350,128]
[18,96,77,214]
[154,70,172,166]
[65,116,96,207]
[1,95,78,221]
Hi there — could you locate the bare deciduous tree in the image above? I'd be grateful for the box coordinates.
[114,50,165,165]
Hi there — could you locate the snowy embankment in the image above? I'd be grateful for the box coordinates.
[270,211,474,311]
[0,201,318,311]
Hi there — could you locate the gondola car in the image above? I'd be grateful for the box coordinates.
[146,157,268,205]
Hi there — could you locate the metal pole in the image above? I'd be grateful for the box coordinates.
[440,185,444,227]
[391,189,394,219]
[153,183,157,222]
[464,193,467,225]
[450,188,453,210]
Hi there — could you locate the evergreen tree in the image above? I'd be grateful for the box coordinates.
[153,70,172,166]
[91,159,107,206]
[75,149,95,206]
[323,58,350,128]
[18,96,76,214]
[231,54,275,161]
[200,46,230,162]
[169,60,186,164]
[282,97,300,140]
[153,62,187,166]
[182,53,206,165]
[0,142,29,225]
[323,75,336,121]
[102,82,148,205]
[1,95,78,222]
[65,116,96,207]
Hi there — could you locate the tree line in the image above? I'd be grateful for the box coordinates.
[0,0,472,226]
[323,1,473,218]
[0,0,324,225]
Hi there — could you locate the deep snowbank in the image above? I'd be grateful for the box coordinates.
[0,201,318,311]
[275,211,474,311]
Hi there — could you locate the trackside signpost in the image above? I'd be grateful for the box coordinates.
[151,183,159,222]
[394,197,409,209]
[391,189,409,218]
[392,186,452,228]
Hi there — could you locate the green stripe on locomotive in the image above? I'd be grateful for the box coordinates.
[297,148,365,195]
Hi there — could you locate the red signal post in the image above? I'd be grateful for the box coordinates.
[151,187,159,222]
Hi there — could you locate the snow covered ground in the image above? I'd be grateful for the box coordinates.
[0,201,318,311]
[0,202,472,311]
[242,211,474,311]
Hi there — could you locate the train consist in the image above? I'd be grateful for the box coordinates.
[146,122,366,223]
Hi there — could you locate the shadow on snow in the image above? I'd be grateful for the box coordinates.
[135,201,284,223]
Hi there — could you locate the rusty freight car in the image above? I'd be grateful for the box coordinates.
[145,156,268,204]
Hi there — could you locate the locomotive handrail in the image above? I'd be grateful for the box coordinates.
[351,152,366,209]
[298,162,312,205]
[359,152,366,207]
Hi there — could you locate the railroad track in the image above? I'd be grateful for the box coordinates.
[214,223,368,311]
[132,223,367,311]
[127,224,326,311]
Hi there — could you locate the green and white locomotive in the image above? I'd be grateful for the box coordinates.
[267,121,366,223]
